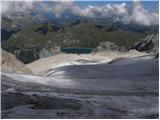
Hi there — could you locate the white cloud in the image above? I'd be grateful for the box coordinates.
[125,1,159,26]
[80,3,129,19]
[1,0,159,26]
[79,1,158,26]
[41,1,82,17]
[1,1,34,14]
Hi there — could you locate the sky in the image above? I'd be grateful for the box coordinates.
[1,0,159,26]
[75,1,159,11]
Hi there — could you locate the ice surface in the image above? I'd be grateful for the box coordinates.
[1,55,159,119]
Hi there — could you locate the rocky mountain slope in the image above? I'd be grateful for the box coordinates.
[2,21,152,63]
[131,34,159,53]
[1,13,48,42]
[1,49,32,74]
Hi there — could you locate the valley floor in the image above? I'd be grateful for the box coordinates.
[1,53,159,119]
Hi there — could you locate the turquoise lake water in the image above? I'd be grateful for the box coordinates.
[61,48,93,54]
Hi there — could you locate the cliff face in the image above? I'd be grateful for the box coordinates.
[1,49,32,74]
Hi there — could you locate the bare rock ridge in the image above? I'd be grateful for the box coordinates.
[1,49,32,74]
[131,34,159,52]
[94,34,159,53]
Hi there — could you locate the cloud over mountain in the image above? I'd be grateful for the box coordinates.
[1,1,34,14]
[1,0,159,26]
[123,1,159,26]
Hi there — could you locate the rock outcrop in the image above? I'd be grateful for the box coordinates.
[131,34,159,53]
[94,41,127,52]
[96,41,119,51]
[39,46,61,58]
[1,49,32,74]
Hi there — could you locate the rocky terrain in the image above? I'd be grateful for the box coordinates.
[1,49,32,74]
[1,34,159,118]
[131,34,159,53]
[1,21,159,119]
[1,1,159,118]
[95,41,127,52]
[2,21,153,63]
